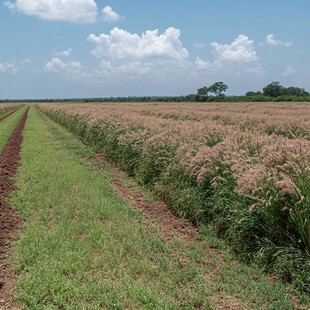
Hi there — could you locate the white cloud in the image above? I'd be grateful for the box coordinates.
[44,58,82,77]
[86,27,191,80]
[283,66,297,77]
[265,34,280,46]
[4,0,98,23]
[88,27,189,61]
[102,6,120,22]
[211,35,258,63]
[54,48,73,57]
[45,30,265,93]
[195,35,262,74]
[263,34,292,47]
[0,62,18,74]
[45,27,191,84]
[195,57,211,70]
[44,57,101,85]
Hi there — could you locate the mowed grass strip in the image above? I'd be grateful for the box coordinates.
[12,107,213,309]
[0,106,27,152]
[10,107,301,309]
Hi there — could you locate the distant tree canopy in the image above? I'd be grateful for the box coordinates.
[247,81,310,98]
[197,82,228,101]
[262,81,283,97]
[2,80,310,103]
[245,91,262,96]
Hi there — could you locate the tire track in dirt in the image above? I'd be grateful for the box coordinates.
[0,107,21,123]
[0,107,29,309]
[112,180,246,310]
[85,154,244,309]
[112,177,308,310]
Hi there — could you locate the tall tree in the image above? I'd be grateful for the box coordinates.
[197,86,210,97]
[197,82,228,101]
[262,82,284,97]
[208,82,228,96]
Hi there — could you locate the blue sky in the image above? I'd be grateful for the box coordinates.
[0,0,309,99]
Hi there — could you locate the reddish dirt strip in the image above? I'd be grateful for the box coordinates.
[0,108,21,123]
[0,108,29,309]
[113,180,198,242]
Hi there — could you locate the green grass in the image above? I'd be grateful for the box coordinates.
[0,106,26,151]
[39,107,310,292]
[10,107,306,309]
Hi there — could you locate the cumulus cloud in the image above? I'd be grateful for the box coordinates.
[263,34,292,47]
[195,57,211,70]
[45,27,192,84]
[102,6,120,22]
[54,48,73,57]
[211,35,258,63]
[196,35,262,75]
[0,62,18,74]
[283,66,297,77]
[4,0,98,23]
[88,27,189,61]
[45,57,104,85]
[46,30,265,92]
[86,27,190,79]
[44,57,82,78]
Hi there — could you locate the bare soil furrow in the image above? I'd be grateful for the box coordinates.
[0,108,21,123]
[0,108,29,309]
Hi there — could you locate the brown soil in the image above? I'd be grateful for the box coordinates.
[0,108,29,310]
[112,180,247,310]
[0,108,20,123]
[211,295,249,310]
[112,175,310,310]
[113,180,198,242]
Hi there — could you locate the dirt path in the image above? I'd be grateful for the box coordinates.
[0,108,29,309]
[112,176,310,310]
[0,108,21,123]
[113,180,199,242]
[87,156,245,309]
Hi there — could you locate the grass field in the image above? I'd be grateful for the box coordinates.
[0,106,26,150]
[40,102,310,294]
[0,103,309,309]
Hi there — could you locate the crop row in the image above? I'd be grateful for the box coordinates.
[0,104,21,118]
[39,103,310,292]
[51,102,310,140]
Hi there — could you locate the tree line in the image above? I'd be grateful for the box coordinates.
[195,81,310,102]
[1,81,309,103]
